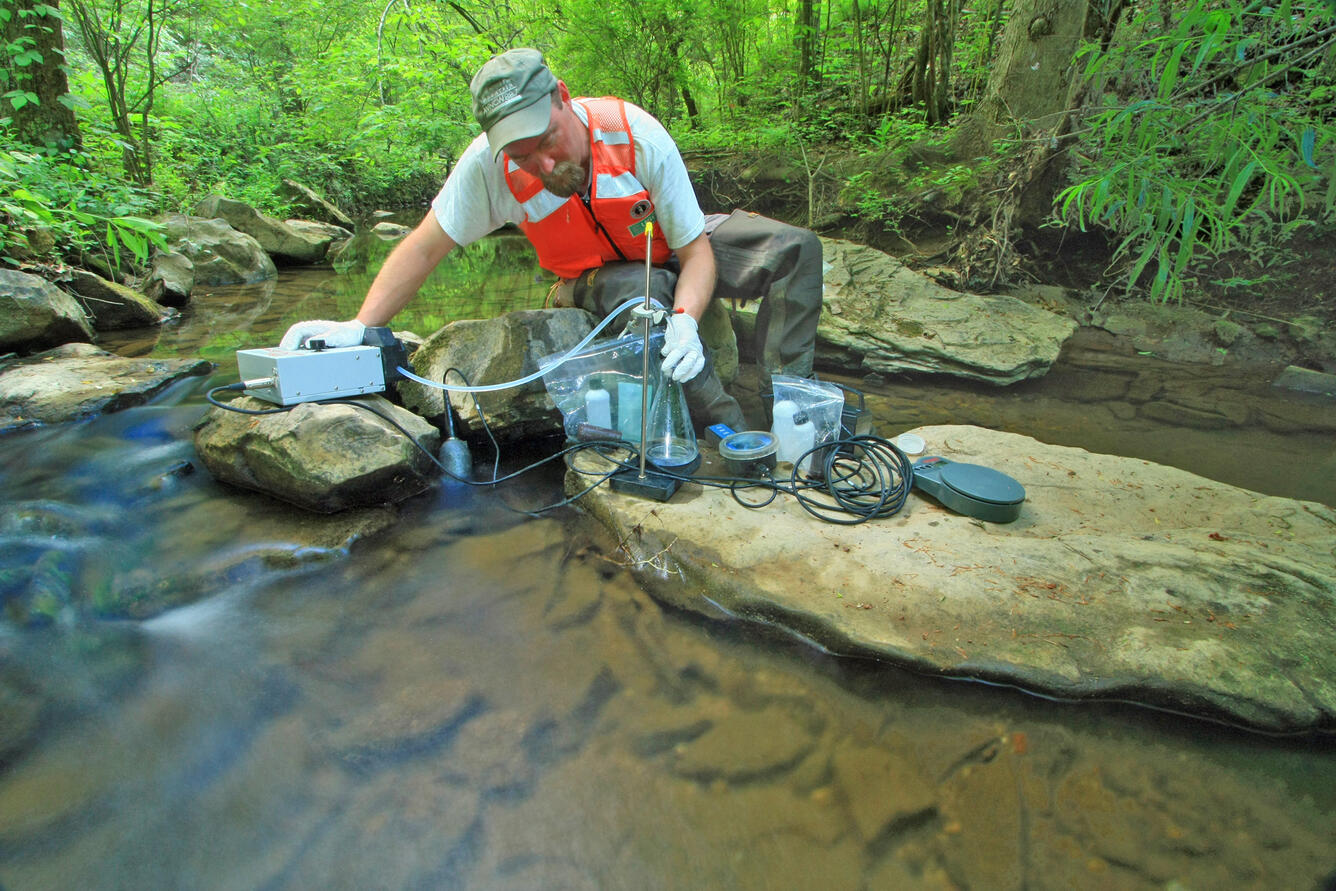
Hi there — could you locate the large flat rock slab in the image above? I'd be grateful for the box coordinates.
[570,425,1336,733]
[730,239,1078,384]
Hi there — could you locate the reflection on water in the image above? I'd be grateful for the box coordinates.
[3,248,1335,888]
[102,234,555,363]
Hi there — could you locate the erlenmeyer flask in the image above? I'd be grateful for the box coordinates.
[644,377,699,469]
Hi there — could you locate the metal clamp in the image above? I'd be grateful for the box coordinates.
[630,304,666,326]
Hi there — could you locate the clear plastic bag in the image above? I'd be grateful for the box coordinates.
[540,329,665,441]
[771,374,845,447]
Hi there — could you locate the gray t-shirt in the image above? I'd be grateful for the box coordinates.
[430,98,706,252]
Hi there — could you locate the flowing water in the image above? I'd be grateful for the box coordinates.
[1,236,1334,889]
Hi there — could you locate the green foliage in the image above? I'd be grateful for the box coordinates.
[0,137,165,268]
[839,110,999,234]
[1056,0,1336,303]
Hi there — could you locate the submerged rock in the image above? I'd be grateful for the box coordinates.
[569,424,1336,733]
[0,343,212,431]
[1273,365,1336,398]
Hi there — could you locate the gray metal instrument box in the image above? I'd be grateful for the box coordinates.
[236,346,387,405]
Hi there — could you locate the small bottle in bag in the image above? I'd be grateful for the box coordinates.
[772,400,815,475]
[585,374,612,429]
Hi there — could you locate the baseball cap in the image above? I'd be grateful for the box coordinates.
[470,48,560,160]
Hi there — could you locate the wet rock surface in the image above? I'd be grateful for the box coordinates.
[399,307,594,439]
[570,424,1336,733]
[0,343,211,432]
[63,270,174,331]
[0,503,1333,890]
[193,393,441,513]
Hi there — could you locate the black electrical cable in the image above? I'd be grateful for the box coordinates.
[205,382,291,414]
[206,379,913,524]
[442,366,501,484]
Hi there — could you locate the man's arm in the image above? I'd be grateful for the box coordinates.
[669,232,716,321]
[355,210,458,326]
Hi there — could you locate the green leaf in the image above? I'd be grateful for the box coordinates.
[1126,239,1158,293]
[1221,160,1257,224]
[1300,128,1317,169]
[1175,200,1197,272]
[4,90,38,110]
[116,227,147,261]
[1159,41,1188,101]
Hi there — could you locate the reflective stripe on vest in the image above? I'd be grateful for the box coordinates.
[503,96,672,279]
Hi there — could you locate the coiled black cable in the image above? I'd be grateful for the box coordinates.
[582,434,914,524]
[788,435,914,524]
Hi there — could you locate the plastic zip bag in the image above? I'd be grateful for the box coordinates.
[770,374,845,447]
[540,329,665,441]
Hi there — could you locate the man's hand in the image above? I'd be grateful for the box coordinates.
[660,312,706,382]
[279,319,366,351]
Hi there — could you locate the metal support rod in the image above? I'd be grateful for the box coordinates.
[637,221,654,480]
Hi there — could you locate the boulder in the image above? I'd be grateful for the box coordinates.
[731,238,1076,385]
[193,394,441,513]
[279,178,356,230]
[143,250,195,307]
[0,269,94,356]
[569,424,1336,733]
[399,308,594,440]
[63,270,174,331]
[1273,365,1336,398]
[285,218,352,251]
[0,343,212,431]
[160,214,276,285]
[193,195,329,265]
[371,221,412,239]
[4,224,55,262]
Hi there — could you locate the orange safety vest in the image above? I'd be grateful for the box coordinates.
[503,96,672,280]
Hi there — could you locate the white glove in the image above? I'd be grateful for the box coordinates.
[279,319,366,351]
[660,312,706,383]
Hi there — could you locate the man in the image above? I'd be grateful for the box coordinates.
[280,48,823,431]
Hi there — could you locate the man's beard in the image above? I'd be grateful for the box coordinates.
[541,161,587,198]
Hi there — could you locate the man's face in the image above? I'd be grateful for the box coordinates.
[505,92,589,198]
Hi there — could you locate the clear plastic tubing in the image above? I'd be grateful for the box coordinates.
[396,296,646,394]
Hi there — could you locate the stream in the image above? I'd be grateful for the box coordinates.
[1,236,1333,889]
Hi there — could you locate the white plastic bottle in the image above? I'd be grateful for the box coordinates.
[773,400,818,475]
[585,378,612,429]
[790,411,816,475]
[772,400,799,466]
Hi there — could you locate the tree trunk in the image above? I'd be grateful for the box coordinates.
[2,0,81,150]
[795,0,820,93]
[947,0,1116,288]
[953,0,1101,167]
[897,0,957,123]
